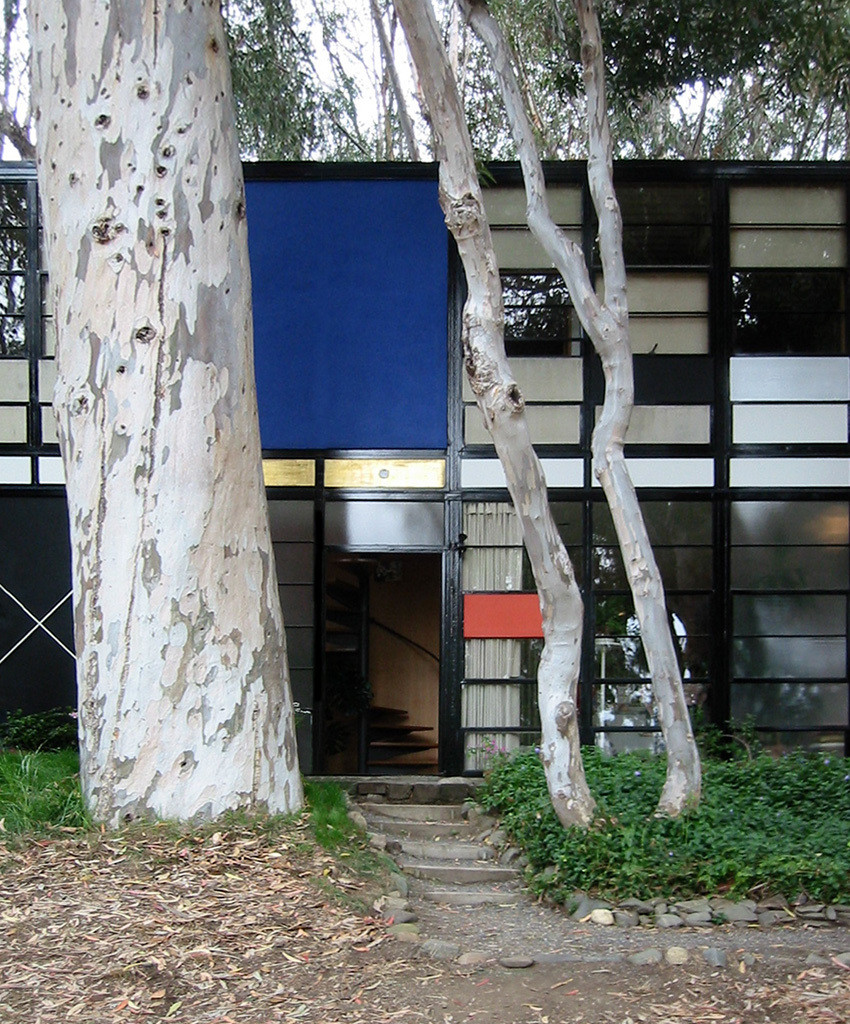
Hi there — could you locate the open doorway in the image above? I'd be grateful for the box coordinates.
[322,552,441,774]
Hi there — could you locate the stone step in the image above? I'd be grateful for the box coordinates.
[399,860,521,884]
[353,778,482,804]
[421,889,522,906]
[365,818,479,840]
[398,839,495,862]
[358,802,467,822]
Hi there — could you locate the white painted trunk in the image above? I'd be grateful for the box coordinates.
[395,0,595,829]
[29,0,303,824]
[463,0,700,815]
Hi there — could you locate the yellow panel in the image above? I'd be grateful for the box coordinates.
[731,228,846,268]
[483,186,581,226]
[730,185,845,226]
[38,359,57,403]
[0,359,29,402]
[262,459,316,487]
[0,406,27,444]
[462,357,583,403]
[492,228,581,269]
[629,316,709,355]
[325,458,445,489]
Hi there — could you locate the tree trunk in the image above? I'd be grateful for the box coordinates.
[395,0,595,829]
[29,0,303,825]
[464,0,701,815]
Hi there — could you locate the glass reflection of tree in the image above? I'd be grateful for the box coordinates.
[0,183,28,357]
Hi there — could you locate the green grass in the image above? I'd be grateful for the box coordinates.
[481,747,850,904]
[0,749,87,835]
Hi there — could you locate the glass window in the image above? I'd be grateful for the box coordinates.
[732,271,845,354]
[731,682,848,729]
[609,185,711,266]
[502,272,580,357]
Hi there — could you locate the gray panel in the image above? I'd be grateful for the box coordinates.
[732,636,846,679]
[278,584,314,626]
[284,626,314,669]
[730,547,849,591]
[731,681,848,728]
[273,542,314,584]
[268,500,314,542]
[730,501,849,546]
[733,595,846,637]
[325,500,443,548]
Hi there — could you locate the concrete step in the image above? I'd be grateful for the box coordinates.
[353,777,483,804]
[421,889,523,906]
[398,839,495,862]
[364,818,480,840]
[399,860,521,884]
[358,802,466,823]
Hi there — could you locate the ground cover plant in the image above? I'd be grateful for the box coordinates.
[0,749,87,834]
[481,747,850,904]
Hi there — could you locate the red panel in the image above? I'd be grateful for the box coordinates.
[463,593,544,639]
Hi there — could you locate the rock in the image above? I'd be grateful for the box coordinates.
[368,832,387,851]
[499,956,535,969]
[590,908,616,926]
[387,923,420,939]
[657,914,684,929]
[499,847,523,866]
[620,898,655,915]
[389,872,409,897]
[833,951,850,968]
[675,898,711,915]
[719,904,758,924]
[629,948,662,966]
[488,828,507,847]
[379,896,410,914]
[458,950,490,966]
[806,953,830,966]
[757,910,785,927]
[826,907,838,922]
[387,910,419,925]
[411,782,439,803]
[757,896,789,912]
[638,915,654,927]
[385,839,402,855]
[420,939,460,961]
[684,912,713,926]
[740,953,756,967]
[614,910,639,928]
[703,948,727,968]
[665,946,689,965]
[572,897,612,921]
[653,902,669,917]
[348,810,368,831]
[439,782,469,804]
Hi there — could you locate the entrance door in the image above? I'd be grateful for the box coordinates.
[321,552,441,774]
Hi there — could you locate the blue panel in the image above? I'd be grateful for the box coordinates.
[246,179,448,450]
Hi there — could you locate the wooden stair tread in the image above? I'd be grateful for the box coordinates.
[369,740,439,750]
[368,725,434,735]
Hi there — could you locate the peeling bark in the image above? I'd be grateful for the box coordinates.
[395,0,595,829]
[29,0,303,825]
[463,0,700,816]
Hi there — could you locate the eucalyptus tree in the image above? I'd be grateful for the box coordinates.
[28,0,303,824]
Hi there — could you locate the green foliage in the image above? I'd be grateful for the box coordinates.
[0,750,87,835]
[303,779,362,851]
[481,747,850,903]
[0,707,78,752]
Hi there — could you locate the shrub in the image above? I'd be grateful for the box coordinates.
[0,707,78,752]
[481,747,850,904]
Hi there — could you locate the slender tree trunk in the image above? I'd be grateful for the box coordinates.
[464,0,700,815]
[29,0,303,825]
[395,0,595,829]
[370,0,420,160]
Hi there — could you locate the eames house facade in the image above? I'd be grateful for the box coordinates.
[0,159,848,774]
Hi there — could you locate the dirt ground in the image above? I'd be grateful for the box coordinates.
[1,821,848,1024]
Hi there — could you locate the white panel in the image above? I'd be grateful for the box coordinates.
[730,357,850,402]
[623,405,712,445]
[591,458,714,488]
[629,316,709,355]
[730,185,845,226]
[730,228,845,268]
[0,456,30,484]
[733,404,847,444]
[462,357,583,403]
[38,456,65,484]
[626,273,708,313]
[41,406,59,444]
[38,359,57,403]
[0,406,27,443]
[541,458,584,487]
[483,186,581,226]
[0,360,29,402]
[730,458,850,488]
[43,319,56,357]
[492,228,581,269]
[465,404,580,445]
[461,457,583,489]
